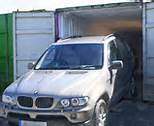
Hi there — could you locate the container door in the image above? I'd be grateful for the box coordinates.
[143,2,154,101]
[13,11,55,80]
[0,14,13,92]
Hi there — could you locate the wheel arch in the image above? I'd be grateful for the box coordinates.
[99,92,110,104]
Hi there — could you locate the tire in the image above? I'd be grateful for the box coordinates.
[92,99,107,126]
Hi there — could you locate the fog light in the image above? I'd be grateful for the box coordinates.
[71,113,77,119]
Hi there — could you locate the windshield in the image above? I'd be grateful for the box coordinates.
[35,44,104,70]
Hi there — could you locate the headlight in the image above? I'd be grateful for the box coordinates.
[71,98,80,106]
[2,94,16,105]
[77,97,89,106]
[60,97,89,108]
[71,97,89,107]
[61,99,70,108]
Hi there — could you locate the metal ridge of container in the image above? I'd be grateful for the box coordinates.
[13,9,53,13]
[56,2,142,12]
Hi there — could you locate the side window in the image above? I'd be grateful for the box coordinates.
[109,41,120,62]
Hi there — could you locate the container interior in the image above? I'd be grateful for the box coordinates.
[57,4,142,99]
[57,4,142,37]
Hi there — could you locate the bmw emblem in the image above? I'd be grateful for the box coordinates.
[34,90,38,95]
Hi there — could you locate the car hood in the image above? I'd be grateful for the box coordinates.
[5,70,103,97]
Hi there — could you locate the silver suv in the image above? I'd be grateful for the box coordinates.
[0,35,134,126]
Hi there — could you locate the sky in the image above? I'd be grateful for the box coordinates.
[0,0,136,14]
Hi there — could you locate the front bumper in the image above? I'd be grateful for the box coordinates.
[0,102,93,125]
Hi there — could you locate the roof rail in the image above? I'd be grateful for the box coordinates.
[57,35,83,42]
[61,35,82,40]
[103,34,114,40]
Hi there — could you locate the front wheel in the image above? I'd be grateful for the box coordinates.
[92,99,107,126]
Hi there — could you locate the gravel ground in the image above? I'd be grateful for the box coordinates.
[0,118,8,126]
[1,100,154,126]
[107,100,154,126]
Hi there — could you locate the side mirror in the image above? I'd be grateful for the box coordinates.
[27,62,35,69]
[109,60,123,70]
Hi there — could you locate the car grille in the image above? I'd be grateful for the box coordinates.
[17,96,33,108]
[36,97,53,108]
[17,96,54,109]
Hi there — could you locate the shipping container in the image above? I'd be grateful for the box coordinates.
[0,13,13,93]
[0,11,55,93]
[13,11,55,79]
[143,2,154,101]
[54,2,154,102]
[1,2,154,102]
[56,2,142,100]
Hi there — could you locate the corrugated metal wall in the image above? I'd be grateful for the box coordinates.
[143,2,154,101]
[58,13,87,39]
[14,12,55,79]
[0,11,55,93]
[0,14,13,93]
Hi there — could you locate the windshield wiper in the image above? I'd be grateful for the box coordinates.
[35,65,102,70]
[35,66,71,70]
[69,65,101,70]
